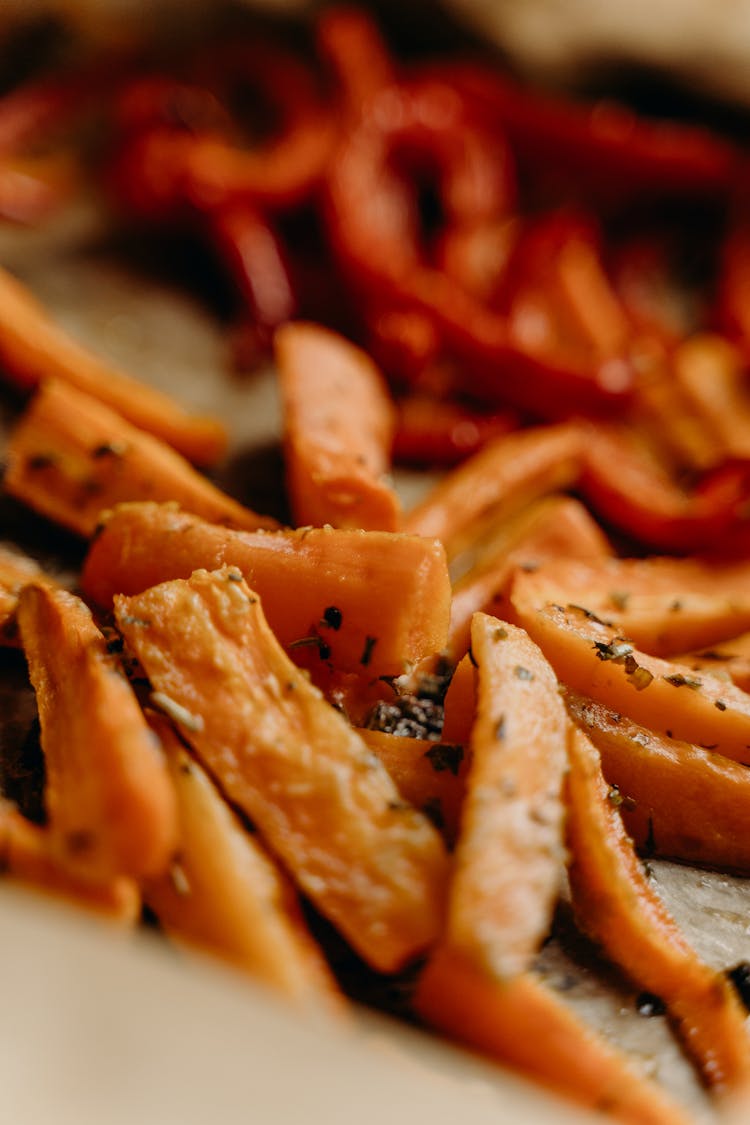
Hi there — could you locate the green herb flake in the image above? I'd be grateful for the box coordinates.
[493,626,508,641]
[663,673,702,690]
[607,785,624,808]
[629,665,654,691]
[360,635,377,667]
[514,665,534,681]
[568,604,613,627]
[593,639,634,663]
[321,606,343,631]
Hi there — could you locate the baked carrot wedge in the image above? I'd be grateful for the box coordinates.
[0,544,56,646]
[3,380,276,539]
[82,502,451,677]
[114,568,448,973]
[675,631,750,693]
[403,422,585,558]
[566,726,750,1094]
[566,691,750,873]
[446,615,567,979]
[17,583,177,882]
[275,322,401,531]
[441,652,476,746]
[448,495,611,660]
[514,602,750,764]
[144,714,342,1005]
[415,946,690,1125]
[358,728,468,845]
[0,802,140,924]
[673,334,750,462]
[511,554,750,657]
[0,265,226,465]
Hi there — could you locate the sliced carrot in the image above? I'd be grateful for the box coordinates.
[114,567,448,973]
[403,422,585,558]
[673,334,750,463]
[675,632,750,693]
[17,583,178,883]
[0,802,140,924]
[82,501,450,677]
[144,714,342,1006]
[446,614,567,979]
[275,321,401,531]
[3,380,276,539]
[566,690,750,873]
[441,652,476,746]
[514,601,750,764]
[566,725,750,1093]
[0,265,226,465]
[0,544,56,646]
[633,368,721,473]
[415,946,690,1125]
[449,495,611,660]
[358,728,467,845]
[511,553,750,657]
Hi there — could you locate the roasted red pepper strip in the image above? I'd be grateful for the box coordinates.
[316,6,397,118]
[392,394,517,467]
[438,63,740,203]
[326,80,635,418]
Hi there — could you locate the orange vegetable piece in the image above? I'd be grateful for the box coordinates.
[566,691,750,873]
[446,615,567,979]
[115,567,448,973]
[566,726,750,1094]
[0,265,226,465]
[275,322,401,531]
[441,652,476,746]
[82,502,450,677]
[0,544,56,646]
[4,380,276,539]
[514,601,750,765]
[675,631,750,693]
[511,553,750,657]
[144,714,342,1005]
[17,583,178,883]
[415,946,690,1125]
[403,422,585,558]
[0,802,139,924]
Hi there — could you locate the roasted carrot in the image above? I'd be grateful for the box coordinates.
[275,322,401,531]
[673,334,750,463]
[514,601,750,764]
[0,544,56,646]
[566,725,750,1094]
[0,802,140,924]
[144,714,341,1005]
[441,652,476,746]
[0,265,226,465]
[403,422,585,558]
[510,553,750,657]
[415,946,690,1125]
[566,690,750,873]
[358,728,467,845]
[633,366,721,474]
[17,583,177,883]
[4,380,276,538]
[115,567,448,973]
[445,615,567,979]
[448,495,612,660]
[82,502,451,677]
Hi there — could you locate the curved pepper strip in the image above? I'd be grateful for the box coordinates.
[325,80,634,418]
[316,5,397,119]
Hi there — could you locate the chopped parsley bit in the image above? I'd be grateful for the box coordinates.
[514,665,534,681]
[495,714,506,741]
[593,639,634,663]
[607,785,624,808]
[360,635,377,667]
[608,590,630,611]
[150,691,204,733]
[567,604,613,627]
[636,992,666,1018]
[288,635,331,660]
[425,743,464,776]
[493,626,508,641]
[716,700,727,712]
[629,666,654,691]
[663,673,702,690]
[321,606,343,631]
[226,571,243,583]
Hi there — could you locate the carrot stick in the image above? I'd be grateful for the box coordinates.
[566,725,750,1094]
[358,728,467,845]
[446,614,567,979]
[566,690,750,873]
[275,322,401,531]
[673,334,750,462]
[4,380,276,538]
[513,601,750,764]
[441,652,476,746]
[448,495,611,660]
[0,264,226,465]
[144,714,342,1006]
[511,553,750,657]
[0,544,56,646]
[0,802,140,924]
[114,567,448,973]
[415,946,690,1125]
[403,422,585,558]
[17,583,178,883]
[82,501,450,677]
